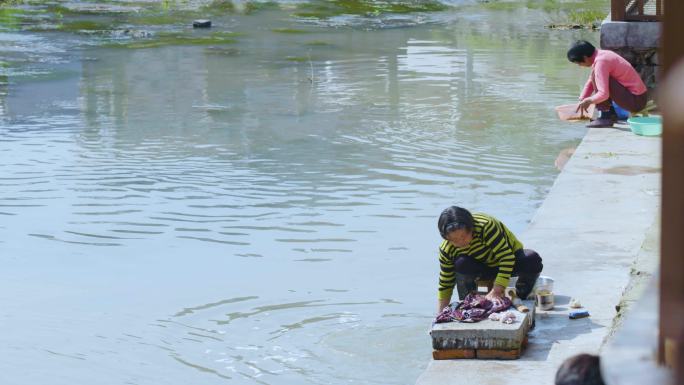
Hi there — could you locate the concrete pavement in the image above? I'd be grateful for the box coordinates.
[416,126,661,385]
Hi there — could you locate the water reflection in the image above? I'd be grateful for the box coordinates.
[57,27,559,251]
[0,3,596,384]
[555,147,576,170]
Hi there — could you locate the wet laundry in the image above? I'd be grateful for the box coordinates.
[489,311,517,324]
[435,293,512,323]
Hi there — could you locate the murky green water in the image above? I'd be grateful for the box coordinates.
[0,1,600,384]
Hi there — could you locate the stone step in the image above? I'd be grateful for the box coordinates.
[430,300,535,360]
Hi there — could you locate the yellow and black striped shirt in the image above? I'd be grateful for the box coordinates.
[438,213,523,300]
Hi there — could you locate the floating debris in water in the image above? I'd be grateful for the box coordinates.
[546,23,598,31]
[110,29,155,39]
[193,19,212,28]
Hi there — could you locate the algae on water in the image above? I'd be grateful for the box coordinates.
[293,0,448,18]
[304,40,331,46]
[243,1,280,14]
[108,31,240,49]
[284,56,309,62]
[272,28,310,34]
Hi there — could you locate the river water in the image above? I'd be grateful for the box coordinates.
[0,1,599,384]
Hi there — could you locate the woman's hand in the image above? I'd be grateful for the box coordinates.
[485,285,505,301]
[437,297,451,315]
[576,98,593,114]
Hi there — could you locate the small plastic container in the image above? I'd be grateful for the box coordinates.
[555,104,595,121]
[534,276,555,310]
[536,290,555,310]
[627,116,662,136]
[535,276,554,293]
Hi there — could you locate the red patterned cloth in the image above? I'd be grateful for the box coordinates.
[435,293,512,323]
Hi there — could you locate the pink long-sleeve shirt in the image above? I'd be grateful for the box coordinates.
[580,49,647,104]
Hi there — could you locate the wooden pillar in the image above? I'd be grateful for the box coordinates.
[659,0,684,382]
[611,0,626,21]
[656,0,662,18]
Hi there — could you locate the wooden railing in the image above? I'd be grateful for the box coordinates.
[611,0,663,21]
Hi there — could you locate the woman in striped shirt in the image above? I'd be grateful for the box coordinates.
[436,206,543,313]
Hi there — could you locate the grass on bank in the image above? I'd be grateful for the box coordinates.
[546,9,606,29]
[478,0,606,29]
[567,9,605,26]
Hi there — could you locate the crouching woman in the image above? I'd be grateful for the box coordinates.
[436,206,543,314]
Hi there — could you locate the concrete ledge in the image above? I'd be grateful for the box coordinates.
[601,220,673,385]
[602,274,673,385]
[416,127,661,385]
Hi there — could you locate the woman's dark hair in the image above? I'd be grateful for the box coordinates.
[438,206,474,239]
[555,354,605,385]
[567,40,596,63]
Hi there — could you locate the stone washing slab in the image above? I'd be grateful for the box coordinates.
[430,300,535,353]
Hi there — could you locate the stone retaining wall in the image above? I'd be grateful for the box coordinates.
[613,47,659,97]
[600,20,661,98]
